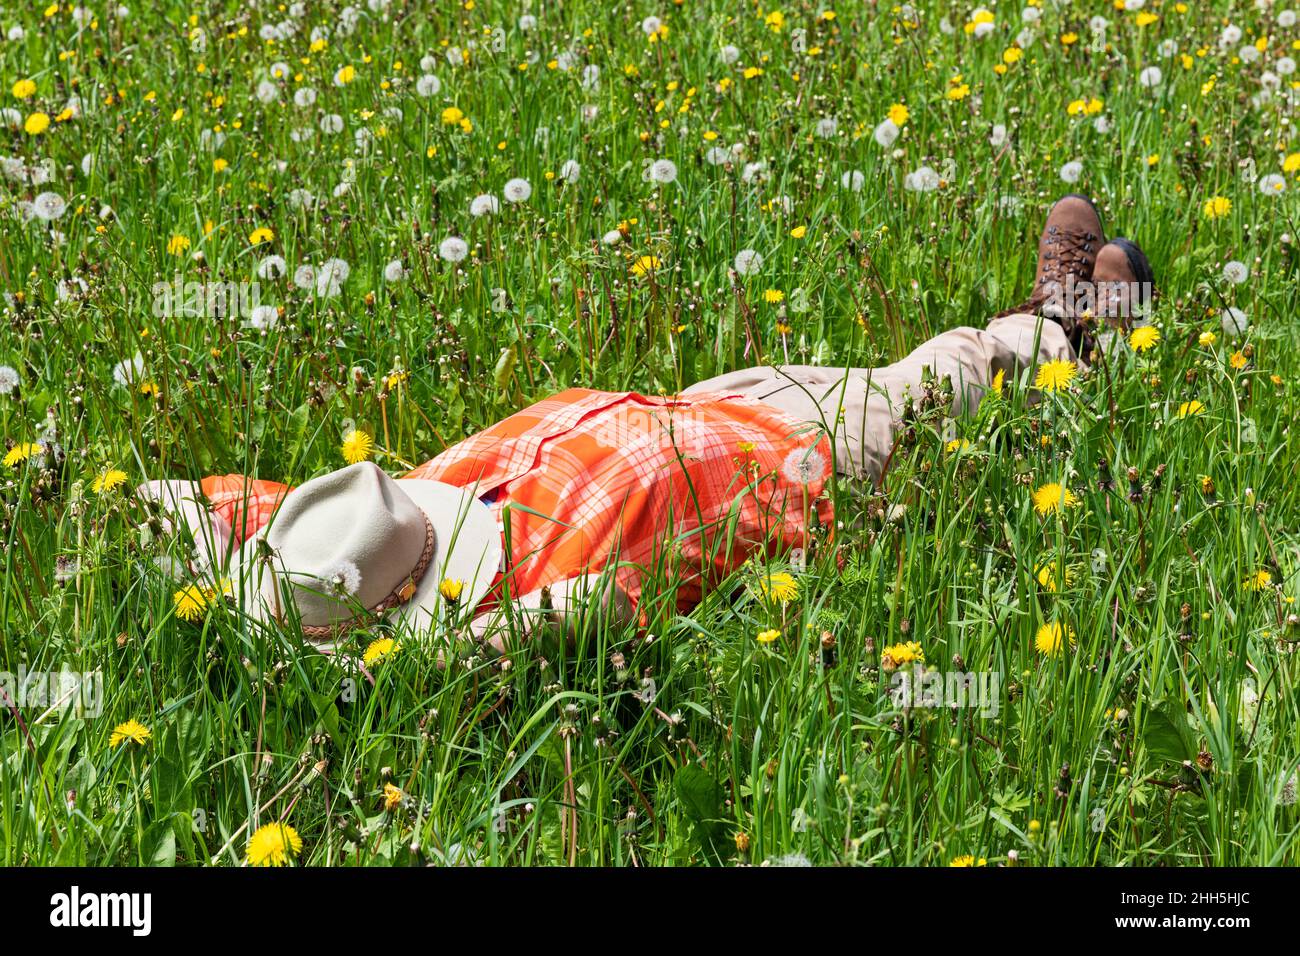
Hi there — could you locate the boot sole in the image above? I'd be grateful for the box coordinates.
[1106,236,1155,307]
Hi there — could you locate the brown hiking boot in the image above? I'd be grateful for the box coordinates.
[1089,238,1154,330]
[1001,194,1104,344]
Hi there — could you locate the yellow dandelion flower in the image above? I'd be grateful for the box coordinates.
[92,467,128,494]
[440,105,464,125]
[1176,400,1205,418]
[3,442,44,467]
[1243,569,1273,592]
[949,854,987,867]
[1034,621,1075,657]
[245,822,303,867]
[341,429,374,464]
[789,225,807,239]
[1034,359,1077,392]
[109,718,152,747]
[1032,482,1079,516]
[167,234,191,255]
[880,641,924,671]
[363,637,401,666]
[630,255,661,277]
[24,112,50,135]
[888,102,909,126]
[383,782,404,810]
[1198,330,1216,347]
[173,584,210,622]
[1035,560,1073,592]
[1229,351,1247,371]
[1202,196,1231,219]
[756,628,781,644]
[439,577,464,603]
[763,289,784,303]
[248,227,274,245]
[12,79,37,99]
[758,570,798,604]
[1128,326,1160,352]
[945,437,971,454]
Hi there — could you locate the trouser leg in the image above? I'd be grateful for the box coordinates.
[684,313,1076,481]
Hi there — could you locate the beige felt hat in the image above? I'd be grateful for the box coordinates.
[229,462,500,643]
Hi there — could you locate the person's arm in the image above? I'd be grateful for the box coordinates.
[468,572,634,656]
[135,480,234,576]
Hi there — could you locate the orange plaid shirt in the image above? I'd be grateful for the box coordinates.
[206,389,833,614]
[408,389,833,610]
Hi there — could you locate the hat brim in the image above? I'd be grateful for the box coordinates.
[387,478,501,631]
[228,476,501,645]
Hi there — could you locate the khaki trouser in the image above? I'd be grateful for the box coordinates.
[683,313,1076,482]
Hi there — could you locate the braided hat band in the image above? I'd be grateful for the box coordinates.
[280,512,436,641]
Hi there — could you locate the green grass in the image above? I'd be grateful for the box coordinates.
[2,0,1300,866]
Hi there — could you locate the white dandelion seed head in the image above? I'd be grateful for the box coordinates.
[840,169,865,191]
[503,177,532,202]
[257,255,287,280]
[293,86,317,108]
[1159,39,1179,57]
[647,158,678,184]
[990,123,1009,147]
[733,248,763,276]
[518,14,537,31]
[1059,160,1084,184]
[319,113,344,134]
[32,191,66,221]
[1022,6,1041,22]
[1090,15,1109,33]
[113,353,144,387]
[814,116,838,139]
[415,73,441,97]
[1221,24,1243,46]
[558,159,581,183]
[781,446,826,485]
[1222,260,1249,284]
[1221,307,1250,336]
[245,304,279,330]
[1280,10,1297,28]
[601,229,622,246]
[321,558,362,596]
[470,193,500,217]
[640,15,662,36]
[873,118,900,148]
[1093,115,1112,134]
[0,365,20,395]
[705,146,731,166]
[256,80,279,103]
[1259,173,1287,194]
[292,264,317,290]
[904,165,941,191]
[741,160,768,184]
[383,259,406,282]
[581,64,600,89]
[1138,66,1163,88]
[1277,56,1296,75]
[720,44,740,65]
[973,20,994,38]
[439,236,469,262]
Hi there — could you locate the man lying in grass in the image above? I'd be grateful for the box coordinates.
[140,195,1153,656]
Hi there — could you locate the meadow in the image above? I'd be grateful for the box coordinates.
[1,0,1299,867]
